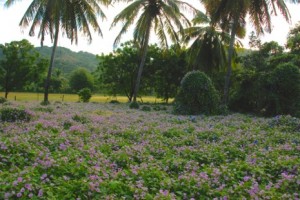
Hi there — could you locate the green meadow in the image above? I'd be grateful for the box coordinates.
[0,92,165,103]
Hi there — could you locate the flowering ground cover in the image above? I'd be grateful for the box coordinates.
[0,101,299,199]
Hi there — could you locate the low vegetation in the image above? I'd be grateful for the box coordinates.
[0,101,299,199]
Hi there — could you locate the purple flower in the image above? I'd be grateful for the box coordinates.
[4,193,11,199]
[25,184,32,191]
[16,193,22,198]
[38,189,43,197]
[243,176,251,181]
[41,174,47,180]
[28,193,33,198]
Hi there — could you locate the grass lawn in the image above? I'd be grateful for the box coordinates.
[0,101,299,199]
[0,92,165,103]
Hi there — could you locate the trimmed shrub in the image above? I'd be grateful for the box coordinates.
[174,71,220,115]
[0,107,32,122]
[78,88,92,103]
[129,101,139,109]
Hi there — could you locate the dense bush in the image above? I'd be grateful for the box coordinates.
[0,107,32,122]
[78,88,92,102]
[174,71,220,115]
[0,97,7,104]
[268,63,300,117]
[129,101,139,109]
[230,63,300,117]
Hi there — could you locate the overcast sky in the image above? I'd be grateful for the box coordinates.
[0,0,300,55]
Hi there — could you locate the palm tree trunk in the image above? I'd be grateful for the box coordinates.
[44,27,59,103]
[132,25,151,102]
[223,19,238,106]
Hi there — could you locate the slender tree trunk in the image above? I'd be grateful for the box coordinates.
[44,27,59,103]
[223,19,238,106]
[5,89,8,99]
[132,25,152,102]
[4,77,9,99]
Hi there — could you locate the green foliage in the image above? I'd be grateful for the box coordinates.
[153,45,188,103]
[78,88,92,103]
[174,71,220,115]
[110,100,120,104]
[35,46,98,73]
[69,68,94,92]
[72,114,89,124]
[0,107,32,122]
[232,40,300,117]
[0,97,7,104]
[129,101,139,109]
[0,39,46,98]
[286,22,300,54]
[268,63,300,116]
[141,105,151,112]
[95,41,139,100]
[269,115,300,132]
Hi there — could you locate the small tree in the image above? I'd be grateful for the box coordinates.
[78,88,92,102]
[69,68,94,92]
[0,39,46,98]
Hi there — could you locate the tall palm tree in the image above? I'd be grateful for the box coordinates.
[5,0,109,103]
[200,0,292,106]
[183,11,244,73]
[111,0,197,102]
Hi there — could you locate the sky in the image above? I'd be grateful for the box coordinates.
[0,0,300,55]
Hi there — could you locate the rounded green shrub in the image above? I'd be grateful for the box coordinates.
[0,107,32,122]
[129,101,139,109]
[174,71,220,115]
[78,88,92,103]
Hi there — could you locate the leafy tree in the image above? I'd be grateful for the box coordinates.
[95,41,139,101]
[231,39,300,117]
[153,45,188,103]
[95,41,161,101]
[5,0,109,103]
[111,0,196,102]
[78,88,92,102]
[200,0,292,106]
[69,68,94,92]
[0,39,46,98]
[286,22,300,54]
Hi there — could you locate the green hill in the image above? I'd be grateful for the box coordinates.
[35,46,98,74]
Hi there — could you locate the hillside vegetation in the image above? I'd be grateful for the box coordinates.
[0,46,98,74]
[35,46,98,74]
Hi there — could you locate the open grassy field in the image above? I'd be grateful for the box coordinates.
[0,92,165,103]
[0,101,299,199]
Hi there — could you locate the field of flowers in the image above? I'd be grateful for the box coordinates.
[0,101,299,199]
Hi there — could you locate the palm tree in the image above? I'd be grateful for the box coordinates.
[200,0,292,106]
[111,0,197,102]
[183,11,243,73]
[5,0,109,103]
